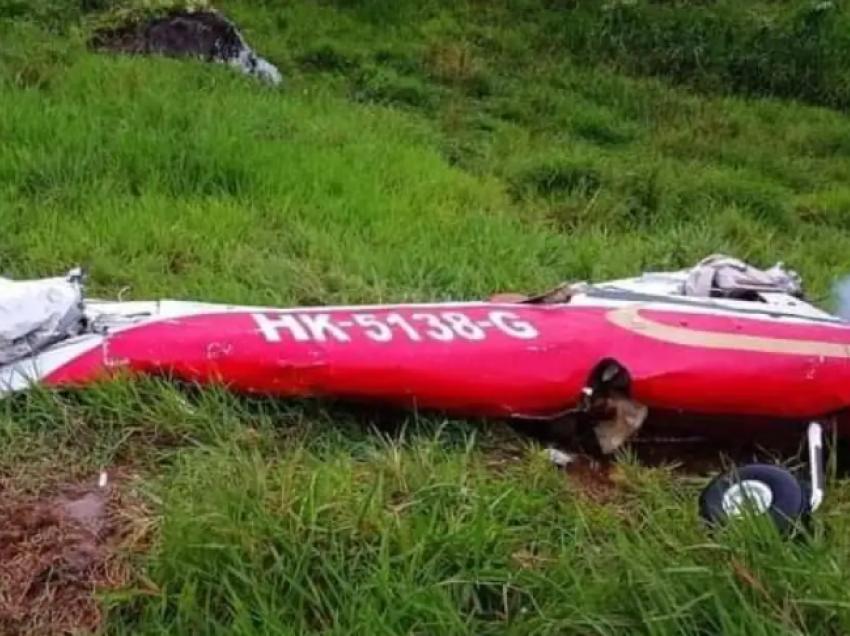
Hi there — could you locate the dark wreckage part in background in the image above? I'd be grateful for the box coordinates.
[88,8,283,85]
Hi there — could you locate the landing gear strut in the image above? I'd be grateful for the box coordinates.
[698,422,825,535]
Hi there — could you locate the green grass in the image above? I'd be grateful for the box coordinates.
[5,0,850,633]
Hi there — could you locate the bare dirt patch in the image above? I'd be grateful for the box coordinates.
[564,455,622,504]
[0,470,152,636]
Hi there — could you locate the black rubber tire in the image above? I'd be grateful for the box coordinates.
[698,463,809,536]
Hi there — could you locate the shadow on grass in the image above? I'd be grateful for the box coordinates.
[2,375,841,486]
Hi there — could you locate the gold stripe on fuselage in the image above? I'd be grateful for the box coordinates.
[605,305,850,358]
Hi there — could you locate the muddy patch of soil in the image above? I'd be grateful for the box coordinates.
[0,471,150,635]
[89,9,282,84]
[563,454,621,504]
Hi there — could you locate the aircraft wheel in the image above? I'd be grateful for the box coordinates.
[698,463,810,535]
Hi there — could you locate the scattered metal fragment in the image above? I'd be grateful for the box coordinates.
[89,8,283,85]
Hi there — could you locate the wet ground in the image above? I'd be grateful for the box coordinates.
[0,472,148,635]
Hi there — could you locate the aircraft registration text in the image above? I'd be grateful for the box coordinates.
[252,310,540,343]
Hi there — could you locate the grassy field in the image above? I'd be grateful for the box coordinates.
[5,0,850,633]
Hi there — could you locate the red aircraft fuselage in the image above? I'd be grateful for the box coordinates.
[37,300,850,439]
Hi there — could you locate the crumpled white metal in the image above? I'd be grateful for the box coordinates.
[0,268,87,365]
[684,254,803,298]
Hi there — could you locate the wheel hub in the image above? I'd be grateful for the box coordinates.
[721,479,774,516]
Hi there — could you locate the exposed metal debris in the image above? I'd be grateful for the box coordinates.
[89,8,283,85]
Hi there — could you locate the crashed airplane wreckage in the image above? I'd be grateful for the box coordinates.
[0,255,845,533]
[88,8,283,85]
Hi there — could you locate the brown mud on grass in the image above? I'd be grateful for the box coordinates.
[0,470,152,636]
[561,455,622,505]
